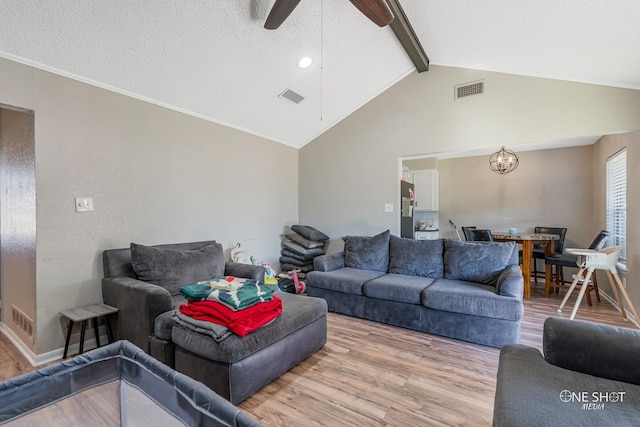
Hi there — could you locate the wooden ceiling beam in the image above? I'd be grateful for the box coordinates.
[386,0,430,73]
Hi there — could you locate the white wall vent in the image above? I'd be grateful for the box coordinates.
[455,80,484,100]
[278,89,305,104]
[11,304,34,342]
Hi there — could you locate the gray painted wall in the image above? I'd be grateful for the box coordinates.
[300,65,640,245]
[0,58,298,357]
[0,107,36,352]
[593,131,640,315]
[436,145,594,248]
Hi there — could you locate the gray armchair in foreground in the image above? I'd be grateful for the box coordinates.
[493,317,640,426]
[102,240,265,364]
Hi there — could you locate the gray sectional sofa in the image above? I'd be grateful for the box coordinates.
[494,317,640,426]
[306,231,524,348]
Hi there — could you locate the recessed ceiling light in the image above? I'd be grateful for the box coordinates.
[298,57,313,68]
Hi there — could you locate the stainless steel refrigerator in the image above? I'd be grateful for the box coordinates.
[400,180,414,238]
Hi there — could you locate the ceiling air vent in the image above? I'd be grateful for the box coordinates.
[278,89,305,104]
[455,80,484,100]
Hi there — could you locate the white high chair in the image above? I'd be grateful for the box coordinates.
[557,246,639,323]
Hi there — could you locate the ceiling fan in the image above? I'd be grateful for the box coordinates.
[264,0,395,29]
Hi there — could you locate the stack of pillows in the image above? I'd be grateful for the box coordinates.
[279,225,330,279]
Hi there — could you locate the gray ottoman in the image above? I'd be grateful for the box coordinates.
[170,291,327,404]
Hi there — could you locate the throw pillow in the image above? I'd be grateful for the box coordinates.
[388,235,444,278]
[443,239,517,285]
[343,230,390,272]
[291,225,330,242]
[131,242,225,296]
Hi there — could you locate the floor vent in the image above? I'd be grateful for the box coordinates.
[455,80,484,99]
[11,304,34,342]
[278,89,305,104]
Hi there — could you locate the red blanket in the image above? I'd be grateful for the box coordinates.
[179,296,282,337]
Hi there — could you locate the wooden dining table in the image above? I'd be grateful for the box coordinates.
[492,232,560,299]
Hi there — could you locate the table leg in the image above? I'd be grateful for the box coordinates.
[63,319,74,359]
[92,317,101,348]
[521,241,533,299]
[544,240,555,297]
[105,315,115,343]
[79,320,87,355]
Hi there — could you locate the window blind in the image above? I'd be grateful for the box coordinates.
[606,149,626,262]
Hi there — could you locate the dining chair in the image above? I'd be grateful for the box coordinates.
[531,226,568,282]
[461,226,477,241]
[544,230,610,304]
[466,229,493,242]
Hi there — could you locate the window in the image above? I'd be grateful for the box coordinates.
[606,149,626,264]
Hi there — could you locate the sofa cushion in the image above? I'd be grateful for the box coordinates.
[131,242,225,296]
[364,274,435,304]
[343,230,390,272]
[422,279,523,321]
[494,345,640,427]
[287,232,326,249]
[291,225,330,242]
[306,267,385,295]
[444,240,517,285]
[282,240,325,257]
[388,236,444,278]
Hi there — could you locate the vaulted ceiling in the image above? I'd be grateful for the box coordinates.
[1,1,639,148]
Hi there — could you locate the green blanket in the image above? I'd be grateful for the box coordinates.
[180,276,274,310]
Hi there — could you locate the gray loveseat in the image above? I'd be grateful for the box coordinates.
[494,317,640,426]
[306,231,524,348]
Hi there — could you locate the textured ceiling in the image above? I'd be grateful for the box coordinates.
[1,1,639,148]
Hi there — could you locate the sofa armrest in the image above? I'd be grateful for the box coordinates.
[543,317,640,385]
[102,277,172,353]
[495,265,524,299]
[224,262,265,282]
[313,251,345,272]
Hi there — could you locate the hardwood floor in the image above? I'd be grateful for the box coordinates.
[0,282,635,426]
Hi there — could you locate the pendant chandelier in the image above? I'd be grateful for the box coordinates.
[489,146,519,175]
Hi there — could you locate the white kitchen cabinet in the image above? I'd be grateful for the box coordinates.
[413,169,438,211]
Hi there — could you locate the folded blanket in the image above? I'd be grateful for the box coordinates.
[181,276,274,310]
[179,296,282,337]
[173,310,232,342]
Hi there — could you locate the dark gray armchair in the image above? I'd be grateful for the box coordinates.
[101,240,265,360]
[494,317,640,426]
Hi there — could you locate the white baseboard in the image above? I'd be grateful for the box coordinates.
[599,290,640,328]
[0,322,38,366]
[1,322,112,367]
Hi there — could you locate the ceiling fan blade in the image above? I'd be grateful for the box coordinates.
[349,0,395,27]
[264,0,302,30]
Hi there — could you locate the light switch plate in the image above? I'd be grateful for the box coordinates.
[75,197,94,212]
[384,203,394,213]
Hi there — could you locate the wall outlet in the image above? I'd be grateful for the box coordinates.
[623,277,627,288]
[75,197,94,212]
[384,203,394,213]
